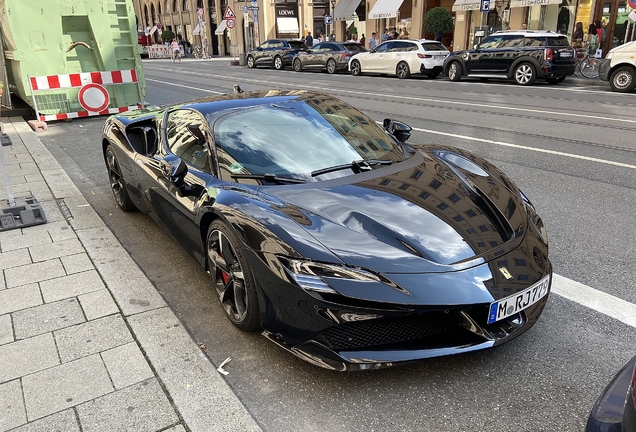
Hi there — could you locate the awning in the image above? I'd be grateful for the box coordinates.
[276,17,299,34]
[334,0,362,21]
[451,0,484,11]
[368,0,405,19]
[214,20,227,35]
[509,0,560,7]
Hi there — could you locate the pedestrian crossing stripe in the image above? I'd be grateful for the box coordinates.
[223,5,236,19]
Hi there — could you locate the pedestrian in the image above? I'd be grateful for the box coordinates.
[594,19,604,46]
[382,29,389,41]
[521,22,528,30]
[170,39,180,60]
[571,22,584,49]
[369,31,379,50]
[305,31,313,47]
[359,33,365,47]
[586,23,598,56]
[318,32,324,42]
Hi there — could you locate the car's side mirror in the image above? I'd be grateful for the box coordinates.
[383,119,412,142]
[160,155,188,186]
[257,47,263,51]
[307,49,313,53]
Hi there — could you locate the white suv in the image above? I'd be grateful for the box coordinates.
[349,39,449,79]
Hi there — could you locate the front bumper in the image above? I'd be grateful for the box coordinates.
[598,59,612,81]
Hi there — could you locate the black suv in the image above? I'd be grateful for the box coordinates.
[246,39,308,70]
[443,31,576,85]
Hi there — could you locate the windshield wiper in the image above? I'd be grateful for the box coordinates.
[310,159,393,177]
[230,173,307,184]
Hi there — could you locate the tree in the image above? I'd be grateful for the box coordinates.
[161,29,176,42]
[422,7,454,39]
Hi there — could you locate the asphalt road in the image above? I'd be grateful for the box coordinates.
[37,59,636,432]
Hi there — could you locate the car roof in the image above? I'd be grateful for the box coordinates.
[490,30,568,37]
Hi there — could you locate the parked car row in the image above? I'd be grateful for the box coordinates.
[246,30,585,87]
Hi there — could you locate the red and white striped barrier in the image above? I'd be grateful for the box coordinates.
[148,44,173,58]
[28,69,143,122]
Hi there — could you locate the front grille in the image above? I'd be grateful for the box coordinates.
[320,314,452,350]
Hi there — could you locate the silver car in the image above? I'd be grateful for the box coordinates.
[349,39,449,79]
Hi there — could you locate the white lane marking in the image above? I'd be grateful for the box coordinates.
[147,78,224,94]
[409,125,636,170]
[552,274,636,328]
[168,70,636,125]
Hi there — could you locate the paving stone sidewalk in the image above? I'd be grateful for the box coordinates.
[0,117,261,432]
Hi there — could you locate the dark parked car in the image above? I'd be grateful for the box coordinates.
[292,41,366,74]
[586,354,636,431]
[102,88,552,371]
[443,30,576,85]
[246,39,307,70]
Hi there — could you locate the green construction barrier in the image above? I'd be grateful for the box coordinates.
[0,0,146,117]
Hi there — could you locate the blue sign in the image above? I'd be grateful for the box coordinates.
[324,14,333,25]
[480,0,490,11]
[243,5,249,13]
[251,0,257,6]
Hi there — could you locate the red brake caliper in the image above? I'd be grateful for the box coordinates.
[217,251,231,284]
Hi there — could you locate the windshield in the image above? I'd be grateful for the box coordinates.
[213,96,406,182]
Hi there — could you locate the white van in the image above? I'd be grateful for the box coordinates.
[599,41,636,92]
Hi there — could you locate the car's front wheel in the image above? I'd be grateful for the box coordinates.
[350,60,362,76]
[246,55,255,68]
[609,66,636,92]
[447,61,462,81]
[326,58,337,74]
[514,62,536,85]
[293,58,303,72]
[396,61,411,79]
[273,55,283,70]
[105,145,136,212]
[206,220,260,331]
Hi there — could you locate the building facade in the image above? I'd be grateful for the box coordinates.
[131,0,635,58]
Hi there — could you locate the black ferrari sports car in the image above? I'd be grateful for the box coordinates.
[102,88,552,370]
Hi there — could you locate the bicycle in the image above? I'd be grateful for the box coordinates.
[575,46,602,79]
[171,49,181,64]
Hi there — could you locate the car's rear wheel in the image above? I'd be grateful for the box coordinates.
[396,61,411,79]
[514,62,536,85]
[206,220,260,331]
[448,61,462,81]
[609,66,636,92]
[273,55,283,70]
[105,145,136,212]
[293,58,303,72]
[350,60,362,76]
[326,58,337,74]
[546,76,566,84]
[427,71,440,79]
[246,55,255,68]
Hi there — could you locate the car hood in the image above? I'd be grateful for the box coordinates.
[266,147,528,274]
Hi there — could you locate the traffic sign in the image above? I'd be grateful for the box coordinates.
[324,14,333,25]
[243,5,249,13]
[480,0,490,11]
[78,83,109,112]
[251,0,257,6]
[226,18,236,29]
[628,0,636,9]
[223,5,236,20]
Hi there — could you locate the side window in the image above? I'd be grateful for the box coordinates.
[525,37,546,47]
[322,43,336,51]
[479,36,504,49]
[165,110,212,173]
[260,41,270,49]
[374,42,389,53]
[312,43,322,50]
[271,41,283,48]
[500,36,525,48]
[403,42,418,52]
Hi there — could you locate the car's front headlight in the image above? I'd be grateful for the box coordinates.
[281,258,380,294]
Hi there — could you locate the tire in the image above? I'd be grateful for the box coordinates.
[326,58,337,74]
[579,58,601,79]
[350,60,362,76]
[105,145,136,212]
[448,61,462,81]
[273,55,283,70]
[513,62,536,85]
[546,76,566,84]
[609,66,636,92]
[427,71,440,79]
[396,61,411,79]
[206,220,260,331]
[246,55,255,68]
[293,58,303,72]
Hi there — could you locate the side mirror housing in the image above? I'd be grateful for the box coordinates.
[160,155,188,186]
[383,119,412,142]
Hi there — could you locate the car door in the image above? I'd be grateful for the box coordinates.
[465,35,505,73]
[363,41,389,72]
[312,43,336,69]
[386,41,414,73]
[266,40,284,66]
[492,35,525,73]
[134,108,216,257]
[254,41,270,65]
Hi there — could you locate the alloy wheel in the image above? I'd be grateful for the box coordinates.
[514,63,535,85]
[105,146,135,211]
[448,62,461,81]
[396,62,410,79]
[327,59,336,74]
[274,56,282,70]
[293,58,302,72]
[351,60,361,76]
[247,56,255,68]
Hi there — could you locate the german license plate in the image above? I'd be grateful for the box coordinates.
[434,55,445,60]
[560,51,573,57]
[487,275,550,324]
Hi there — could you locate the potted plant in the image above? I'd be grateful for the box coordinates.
[422,7,454,42]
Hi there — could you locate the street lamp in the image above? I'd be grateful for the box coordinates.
[330,0,336,41]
